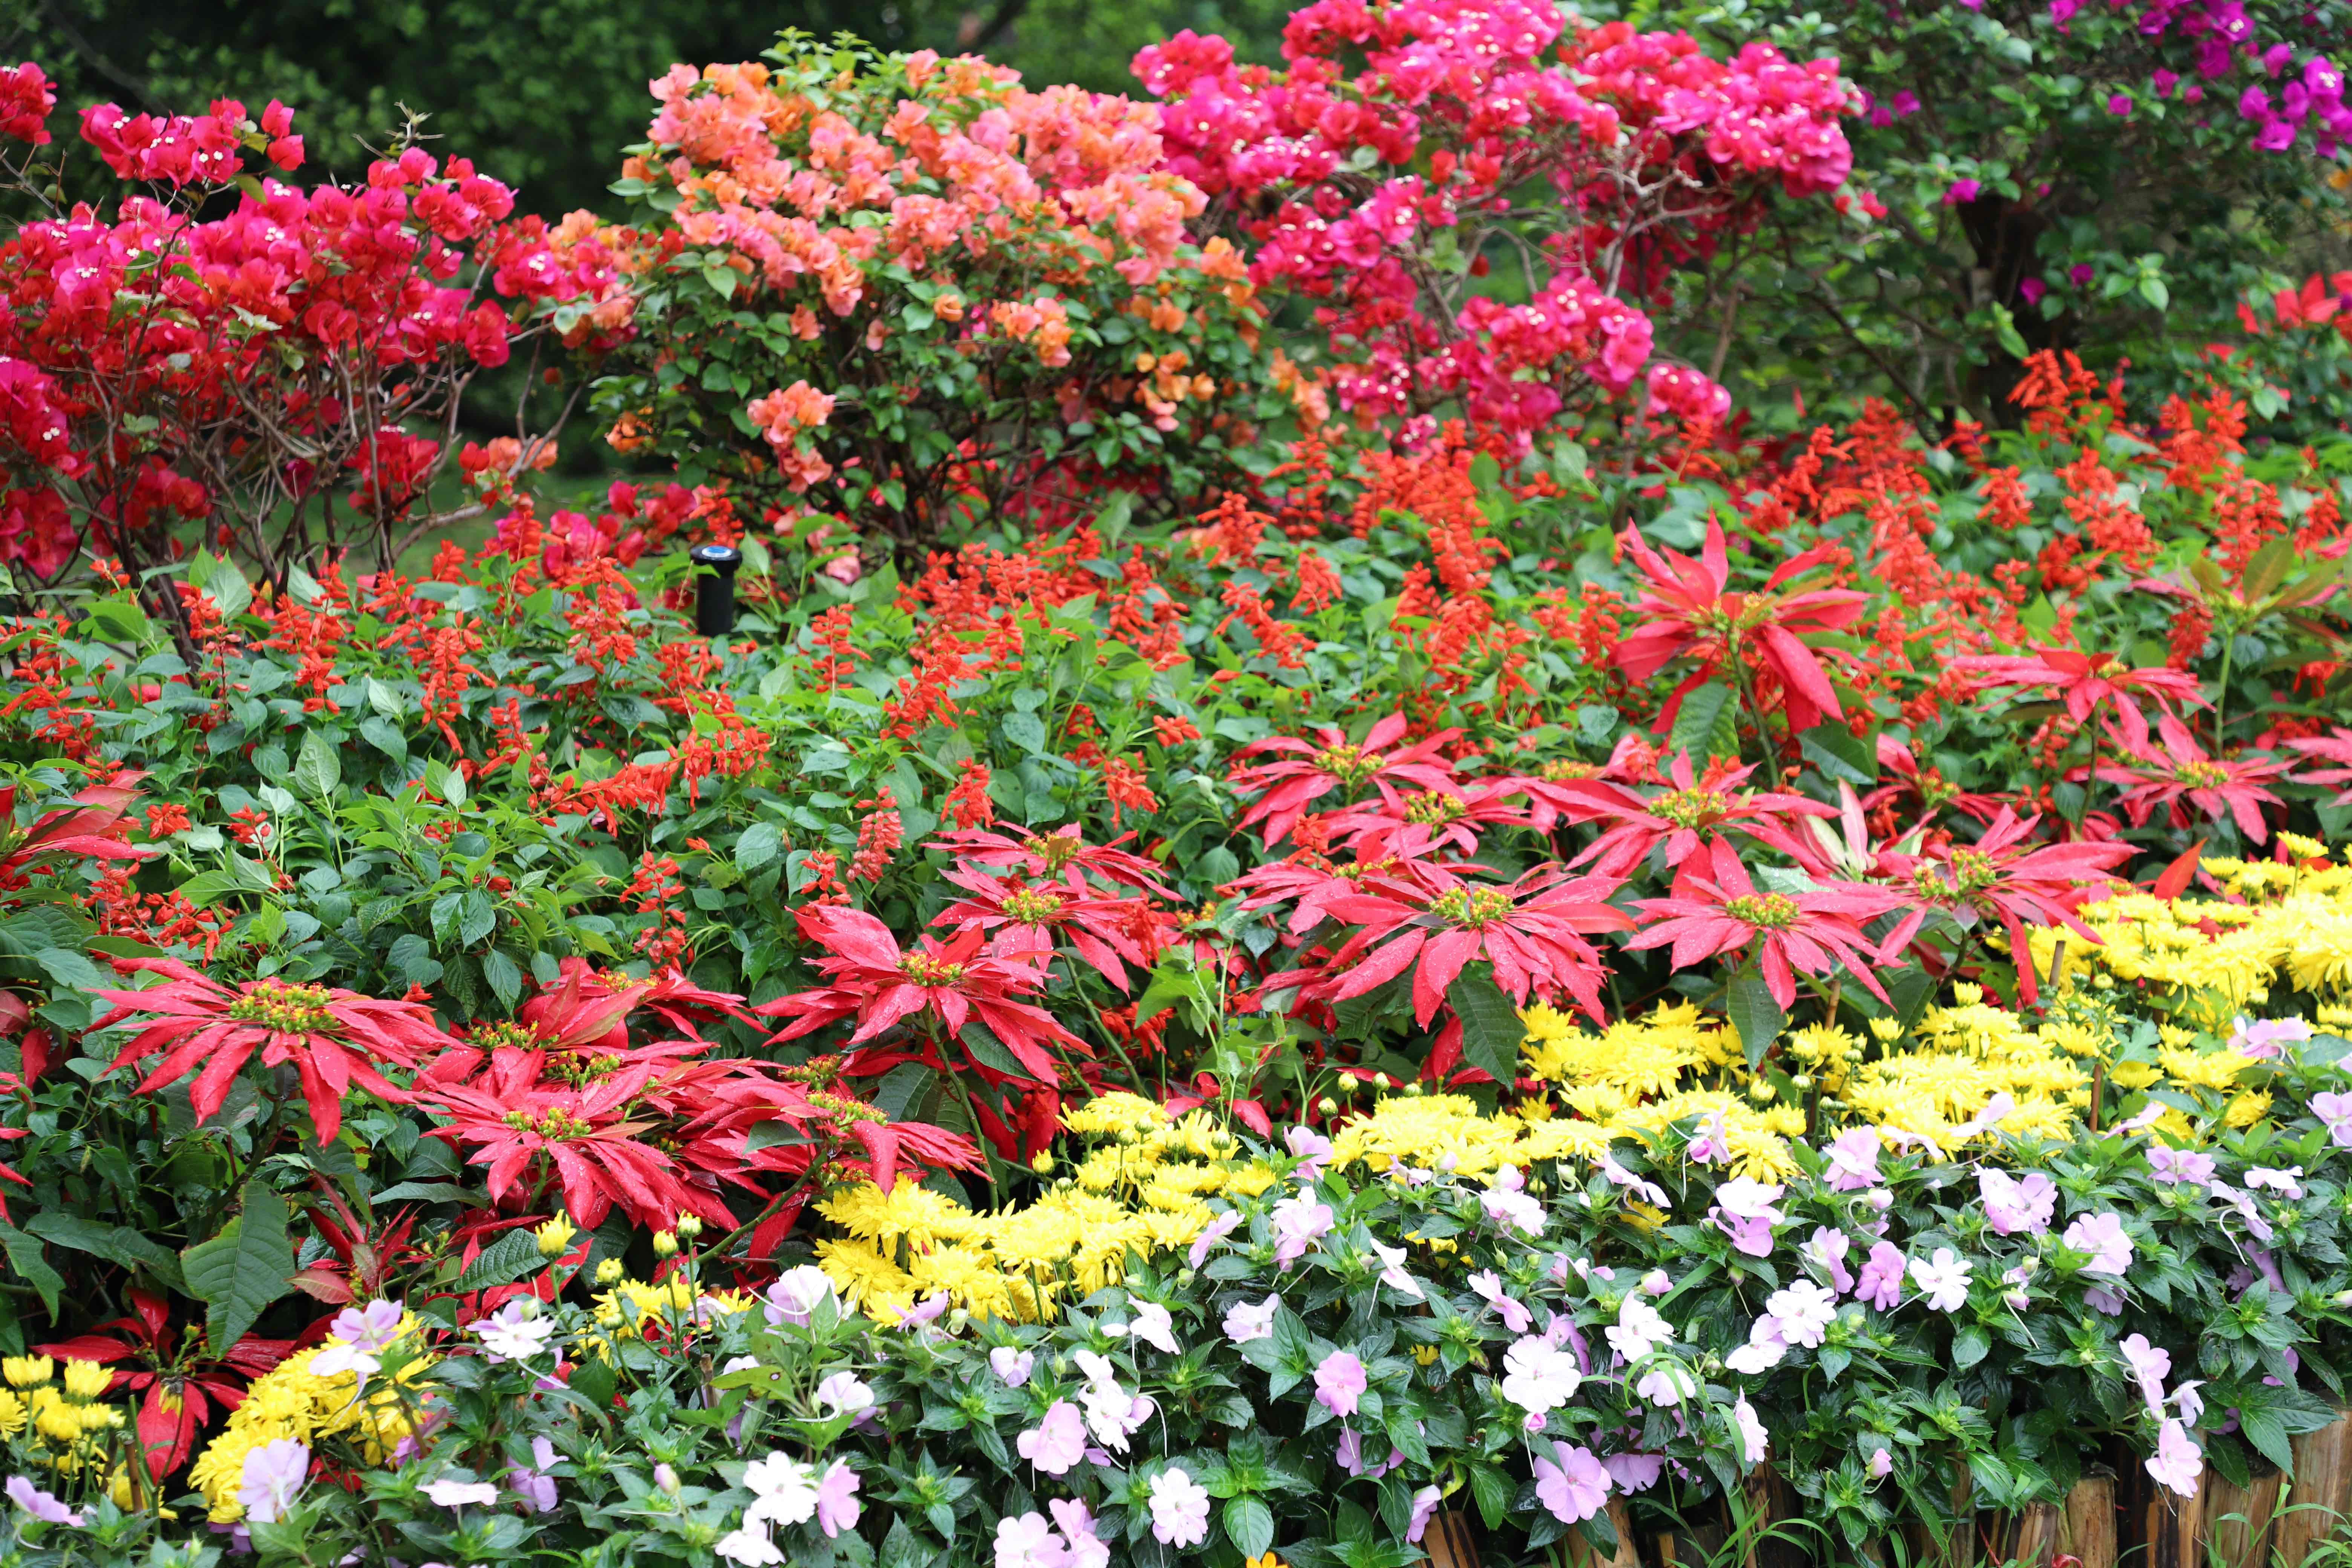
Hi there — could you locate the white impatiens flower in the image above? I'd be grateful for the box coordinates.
[1606,1293,1674,1363]
[1500,1334,1583,1413]
[471,1300,556,1362]
[1763,1280,1838,1348]
[1906,1248,1973,1313]
[815,1371,875,1419]
[1223,1293,1281,1345]
[1368,1239,1424,1299]
[717,1525,786,1566]
[422,1479,499,1508]
[1125,1302,1181,1355]
[1073,1351,1153,1452]
[741,1453,821,1528]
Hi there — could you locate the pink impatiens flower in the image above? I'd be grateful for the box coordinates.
[1979,1170,2056,1236]
[2062,1212,2133,1277]
[2120,1332,2172,1415]
[1314,1349,1369,1418]
[2147,1418,2203,1498]
[1015,1401,1087,1476]
[1533,1442,1611,1524]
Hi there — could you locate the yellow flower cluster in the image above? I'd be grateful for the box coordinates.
[2021,841,2352,1021]
[814,1094,1274,1323]
[187,1317,433,1524]
[0,1355,125,1475]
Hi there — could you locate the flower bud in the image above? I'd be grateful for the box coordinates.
[596,1257,626,1286]
[535,1215,578,1258]
[655,1462,681,1496]
[1317,1096,1339,1116]
[652,1231,679,1258]
[675,1213,703,1240]
[1374,1072,1392,1090]
[1031,1152,1055,1174]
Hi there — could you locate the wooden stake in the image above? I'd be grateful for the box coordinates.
[1423,1509,1480,1568]
[2276,1412,2352,1568]
[1564,1499,1641,1568]
[2202,1470,2282,1568]
[2063,1474,2117,1568]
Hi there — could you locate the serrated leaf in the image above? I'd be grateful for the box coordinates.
[1670,683,1737,761]
[455,1230,548,1291]
[1447,966,1524,1084]
[180,1182,293,1352]
[1799,722,1876,784]
[1952,1325,1990,1369]
[735,821,782,872]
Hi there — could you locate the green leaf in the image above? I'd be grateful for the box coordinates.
[1799,722,1877,785]
[0,1222,61,1320]
[426,760,467,808]
[1670,682,1737,761]
[1223,1496,1275,1560]
[292,728,341,799]
[179,1181,294,1352]
[735,822,782,872]
[957,1020,1040,1083]
[2138,275,2170,311]
[1952,1326,1990,1369]
[1727,966,1785,1070]
[24,1213,184,1291]
[1447,966,1524,1085]
[455,1229,548,1291]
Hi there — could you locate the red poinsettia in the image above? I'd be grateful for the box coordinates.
[1879,809,2134,1001]
[39,1288,291,1478]
[500,960,754,1054]
[758,904,1084,1081]
[1269,863,1632,1025]
[1626,838,1899,1009]
[927,824,1175,896]
[1226,712,1462,847]
[416,1053,723,1230]
[1863,737,2012,828]
[2096,709,2285,843]
[1322,779,1532,858]
[1554,752,1834,877]
[0,769,149,888]
[2288,727,2352,804]
[95,959,453,1142]
[1615,516,1867,734]
[933,863,1156,990]
[1951,645,2205,726]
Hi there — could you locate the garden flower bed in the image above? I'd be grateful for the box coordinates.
[2,1,2352,1563]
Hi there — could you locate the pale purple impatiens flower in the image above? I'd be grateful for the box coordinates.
[1725,1319,1786,1376]
[1979,1170,2056,1236]
[1823,1127,1881,1191]
[1481,1166,1546,1237]
[989,1346,1035,1388]
[5,1476,81,1527]
[1868,1448,1893,1479]
[1636,1363,1697,1408]
[1187,1210,1242,1268]
[2149,1145,2216,1185]
[1050,1498,1110,1568]
[2247,1166,2306,1200]
[1908,1249,1972,1312]
[1689,1110,1731,1165]
[1470,1270,1532,1334]
[1286,1125,1333,1181]
[762,1265,836,1327]
[2316,1092,2352,1148]
[1147,1466,1211,1547]
[1224,1293,1280,1345]
[1710,1178,1785,1258]
[2062,1212,2133,1277]
[1805,1227,1854,1292]
[1603,1453,1666,1493]
[1534,1442,1612,1524]
[1764,1279,1839,1348]
[816,1370,876,1419]
[1732,1395,1770,1465]
[310,1298,404,1385]
[1315,1349,1369,1417]
[2212,1180,2277,1243]
[2120,1332,2172,1415]
[896,1293,949,1329]
[1407,1485,1444,1542]
[1855,1242,1907,1310]
[814,1459,860,1538]
[423,1479,499,1508]
[1271,1194,1336,1265]
[1369,1239,1423,1300]
[509,1436,560,1514]
[1600,1152,1668,1206]
[1015,1401,1088,1476]
[994,1511,1064,1568]
[2229,1015,2312,1059]
[2147,1418,2203,1498]
[237,1438,311,1525]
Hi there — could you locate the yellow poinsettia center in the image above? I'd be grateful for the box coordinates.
[1430,887,1515,930]
[900,954,968,986]
[1649,786,1730,830]
[1405,793,1467,826]
[1725,893,1801,930]
[1001,888,1066,923]
[1314,743,1380,788]
[226,981,338,1033]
